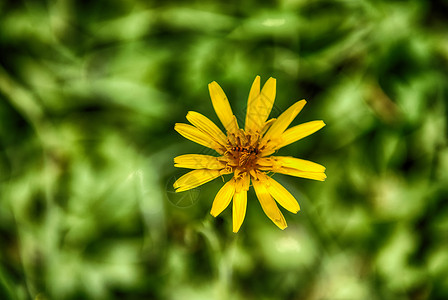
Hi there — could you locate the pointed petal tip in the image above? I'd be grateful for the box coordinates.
[173,181,184,191]
[208,81,219,92]
[319,173,327,181]
[174,187,188,193]
[174,123,183,131]
[295,99,307,107]
[266,77,276,85]
[210,206,223,218]
[275,218,287,230]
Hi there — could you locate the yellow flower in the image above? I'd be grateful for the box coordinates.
[173,76,326,232]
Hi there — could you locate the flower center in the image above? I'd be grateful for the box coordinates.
[225,130,261,171]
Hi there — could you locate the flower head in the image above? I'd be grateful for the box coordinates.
[173,76,326,232]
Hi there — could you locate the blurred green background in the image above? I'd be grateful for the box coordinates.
[1,0,447,299]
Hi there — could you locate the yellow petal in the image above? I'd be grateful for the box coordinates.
[208,81,239,133]
[262,100,306,145]
[174,123,225,154]
[174,169,224,192]
[273,168,327,181]
[269,156,326,173]
[244,75,261,132]
[261,118,276,135]
[253,178,287,230]
[276,120,326,149]
[210,179,235,217]
[256,157,273,167]
[259,149,276,157]
[234,171,250,192]
[232,190,247,233]
[186,111,227,147]
[174,154,226,169]
[245,77,276,133]
[265,176,300,213]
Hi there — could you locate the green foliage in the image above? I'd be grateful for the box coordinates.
[1,0,447,299]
